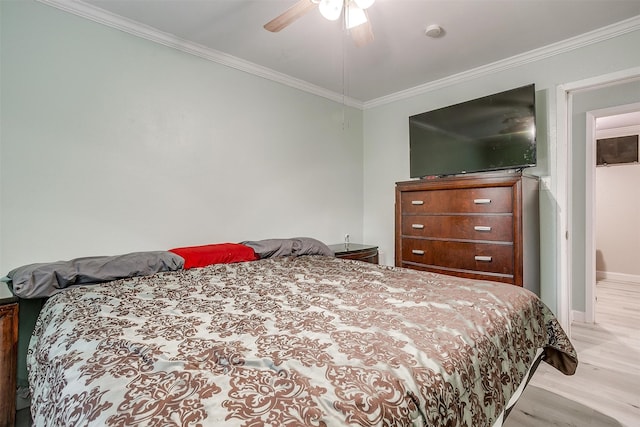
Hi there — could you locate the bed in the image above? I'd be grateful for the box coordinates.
[23,250,576,426]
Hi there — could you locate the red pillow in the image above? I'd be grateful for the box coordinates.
[168,243,258,269]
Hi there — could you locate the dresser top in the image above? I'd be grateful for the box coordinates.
[396,171,538,189]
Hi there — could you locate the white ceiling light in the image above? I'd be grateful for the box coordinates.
[319,0,343,21]
[353,0,375,9]
[318,0,375,28]
[265,0,375,47]
[425,24,444,38]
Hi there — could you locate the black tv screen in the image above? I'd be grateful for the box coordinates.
[409,84,537,178]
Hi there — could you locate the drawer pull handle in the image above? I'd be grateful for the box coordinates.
[412,249,425,255]
[474,255,492,262]
[474,226,492,232]
[412,224,424,229]
[474,198,491,204]
[411,200,424,205]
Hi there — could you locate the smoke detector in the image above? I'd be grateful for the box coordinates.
[425,24,444,38]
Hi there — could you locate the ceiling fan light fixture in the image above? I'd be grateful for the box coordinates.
[346,5,367,29]
[353,0,375,9]
[319,0,342,21]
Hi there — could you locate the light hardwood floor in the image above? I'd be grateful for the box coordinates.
[506,279,640,426]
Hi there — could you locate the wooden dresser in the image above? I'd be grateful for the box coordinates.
[395,172,539,292]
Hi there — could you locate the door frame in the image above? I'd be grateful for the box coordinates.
[585,102,640,323]
[555,66,640,331]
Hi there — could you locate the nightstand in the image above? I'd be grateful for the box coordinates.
[329,243,379,265]
[0,283,18,427]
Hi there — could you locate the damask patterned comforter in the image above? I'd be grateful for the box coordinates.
[28,256,577,426]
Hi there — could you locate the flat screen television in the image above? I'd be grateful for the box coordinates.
[409,84,537,178]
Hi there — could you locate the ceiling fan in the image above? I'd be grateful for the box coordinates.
[264,0,375,47]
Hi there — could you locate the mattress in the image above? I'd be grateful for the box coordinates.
[27,256,577,426]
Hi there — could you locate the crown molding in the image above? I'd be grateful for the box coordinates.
[36,0,638,111]
[37,0,364,109]
[363,14,640,109]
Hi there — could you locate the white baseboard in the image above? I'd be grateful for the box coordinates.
[596,271,640,284]
[572,310,586,323]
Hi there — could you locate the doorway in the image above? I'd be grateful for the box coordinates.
[587,108,640,323]
[555,66,640,332]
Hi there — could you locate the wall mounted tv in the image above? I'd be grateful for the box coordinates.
[409,84,536,178]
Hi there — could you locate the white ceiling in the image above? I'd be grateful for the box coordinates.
[45,0,640,104]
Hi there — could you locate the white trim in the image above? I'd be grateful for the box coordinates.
[586,101,640,324]
[363,15,640,109]
[37,0,640,109]
[561,68,640,93]
[597,271,640,284]
[571,310,586,324]
[556,68,640,335]
[36,0,364,109]
[555,84,571,334]
[585,112,596,324]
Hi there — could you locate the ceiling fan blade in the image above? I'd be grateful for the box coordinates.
[350,17,374,47]
[264,0,317,32]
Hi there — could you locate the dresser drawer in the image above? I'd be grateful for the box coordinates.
[401,187,513,214]
[396,173,539,289]
[402,215,513,241]
[401,239,514,275]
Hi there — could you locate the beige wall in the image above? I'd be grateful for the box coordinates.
[595,125,640,282]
